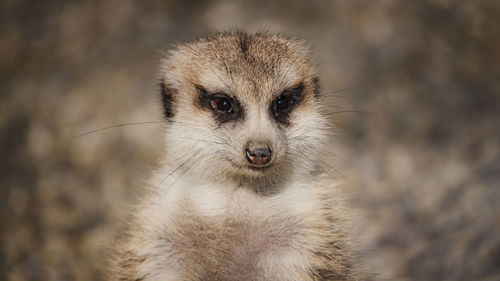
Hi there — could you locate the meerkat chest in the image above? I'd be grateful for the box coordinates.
[158,183,317,280]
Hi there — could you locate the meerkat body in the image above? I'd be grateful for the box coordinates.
[110,32,357,281]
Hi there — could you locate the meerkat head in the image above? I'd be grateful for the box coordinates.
[159,32,328,185]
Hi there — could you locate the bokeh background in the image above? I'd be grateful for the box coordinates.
[1,0,499,280]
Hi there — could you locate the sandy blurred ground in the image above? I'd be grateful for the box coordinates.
[1,0,499,280]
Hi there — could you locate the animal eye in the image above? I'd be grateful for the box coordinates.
[275,95,291,112]
[210,97,233,113]
[270,83,304,123]
[273,95,294,116]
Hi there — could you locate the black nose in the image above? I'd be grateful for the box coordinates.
[245,143,272,166]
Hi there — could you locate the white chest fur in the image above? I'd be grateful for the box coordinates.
[133,177,338,281]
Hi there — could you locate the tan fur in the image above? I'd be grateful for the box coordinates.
[109,32,358,281]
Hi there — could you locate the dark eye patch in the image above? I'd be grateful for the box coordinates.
[270,82,305,125]
[196,85,244,125]
[160,79,176,121]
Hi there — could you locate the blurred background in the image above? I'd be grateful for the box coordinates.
[1,0,499,280]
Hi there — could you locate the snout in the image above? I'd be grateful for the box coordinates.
[245,142,272,166]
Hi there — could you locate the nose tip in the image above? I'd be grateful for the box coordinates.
[245,144,272,166]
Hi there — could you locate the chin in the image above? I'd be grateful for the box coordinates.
[241,163,286,181]
[247,164,273,174]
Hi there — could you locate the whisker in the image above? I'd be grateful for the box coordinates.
[286,149,345,182]
[182,137,226,146]
[321,86,359,96]
[137,152,198,213]
[70,121,164,139]
[323,110,373,117]
[160,154,200,195]
[154,153,197,193]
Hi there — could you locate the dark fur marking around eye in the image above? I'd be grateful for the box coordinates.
[312,76,320,97]
[160,79,175,121]
[270,82,305,126]
[196,85,244,125]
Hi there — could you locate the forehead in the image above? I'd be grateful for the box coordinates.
[169,33,314,101]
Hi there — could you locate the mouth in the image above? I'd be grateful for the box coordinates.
[224,157,275,175]
[247,164,273,172]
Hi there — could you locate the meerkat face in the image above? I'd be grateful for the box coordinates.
[160,32,328,184]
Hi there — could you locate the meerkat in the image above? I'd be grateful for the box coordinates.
[109,31,358,281]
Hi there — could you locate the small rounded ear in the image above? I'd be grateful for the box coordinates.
[160,79,176,121]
